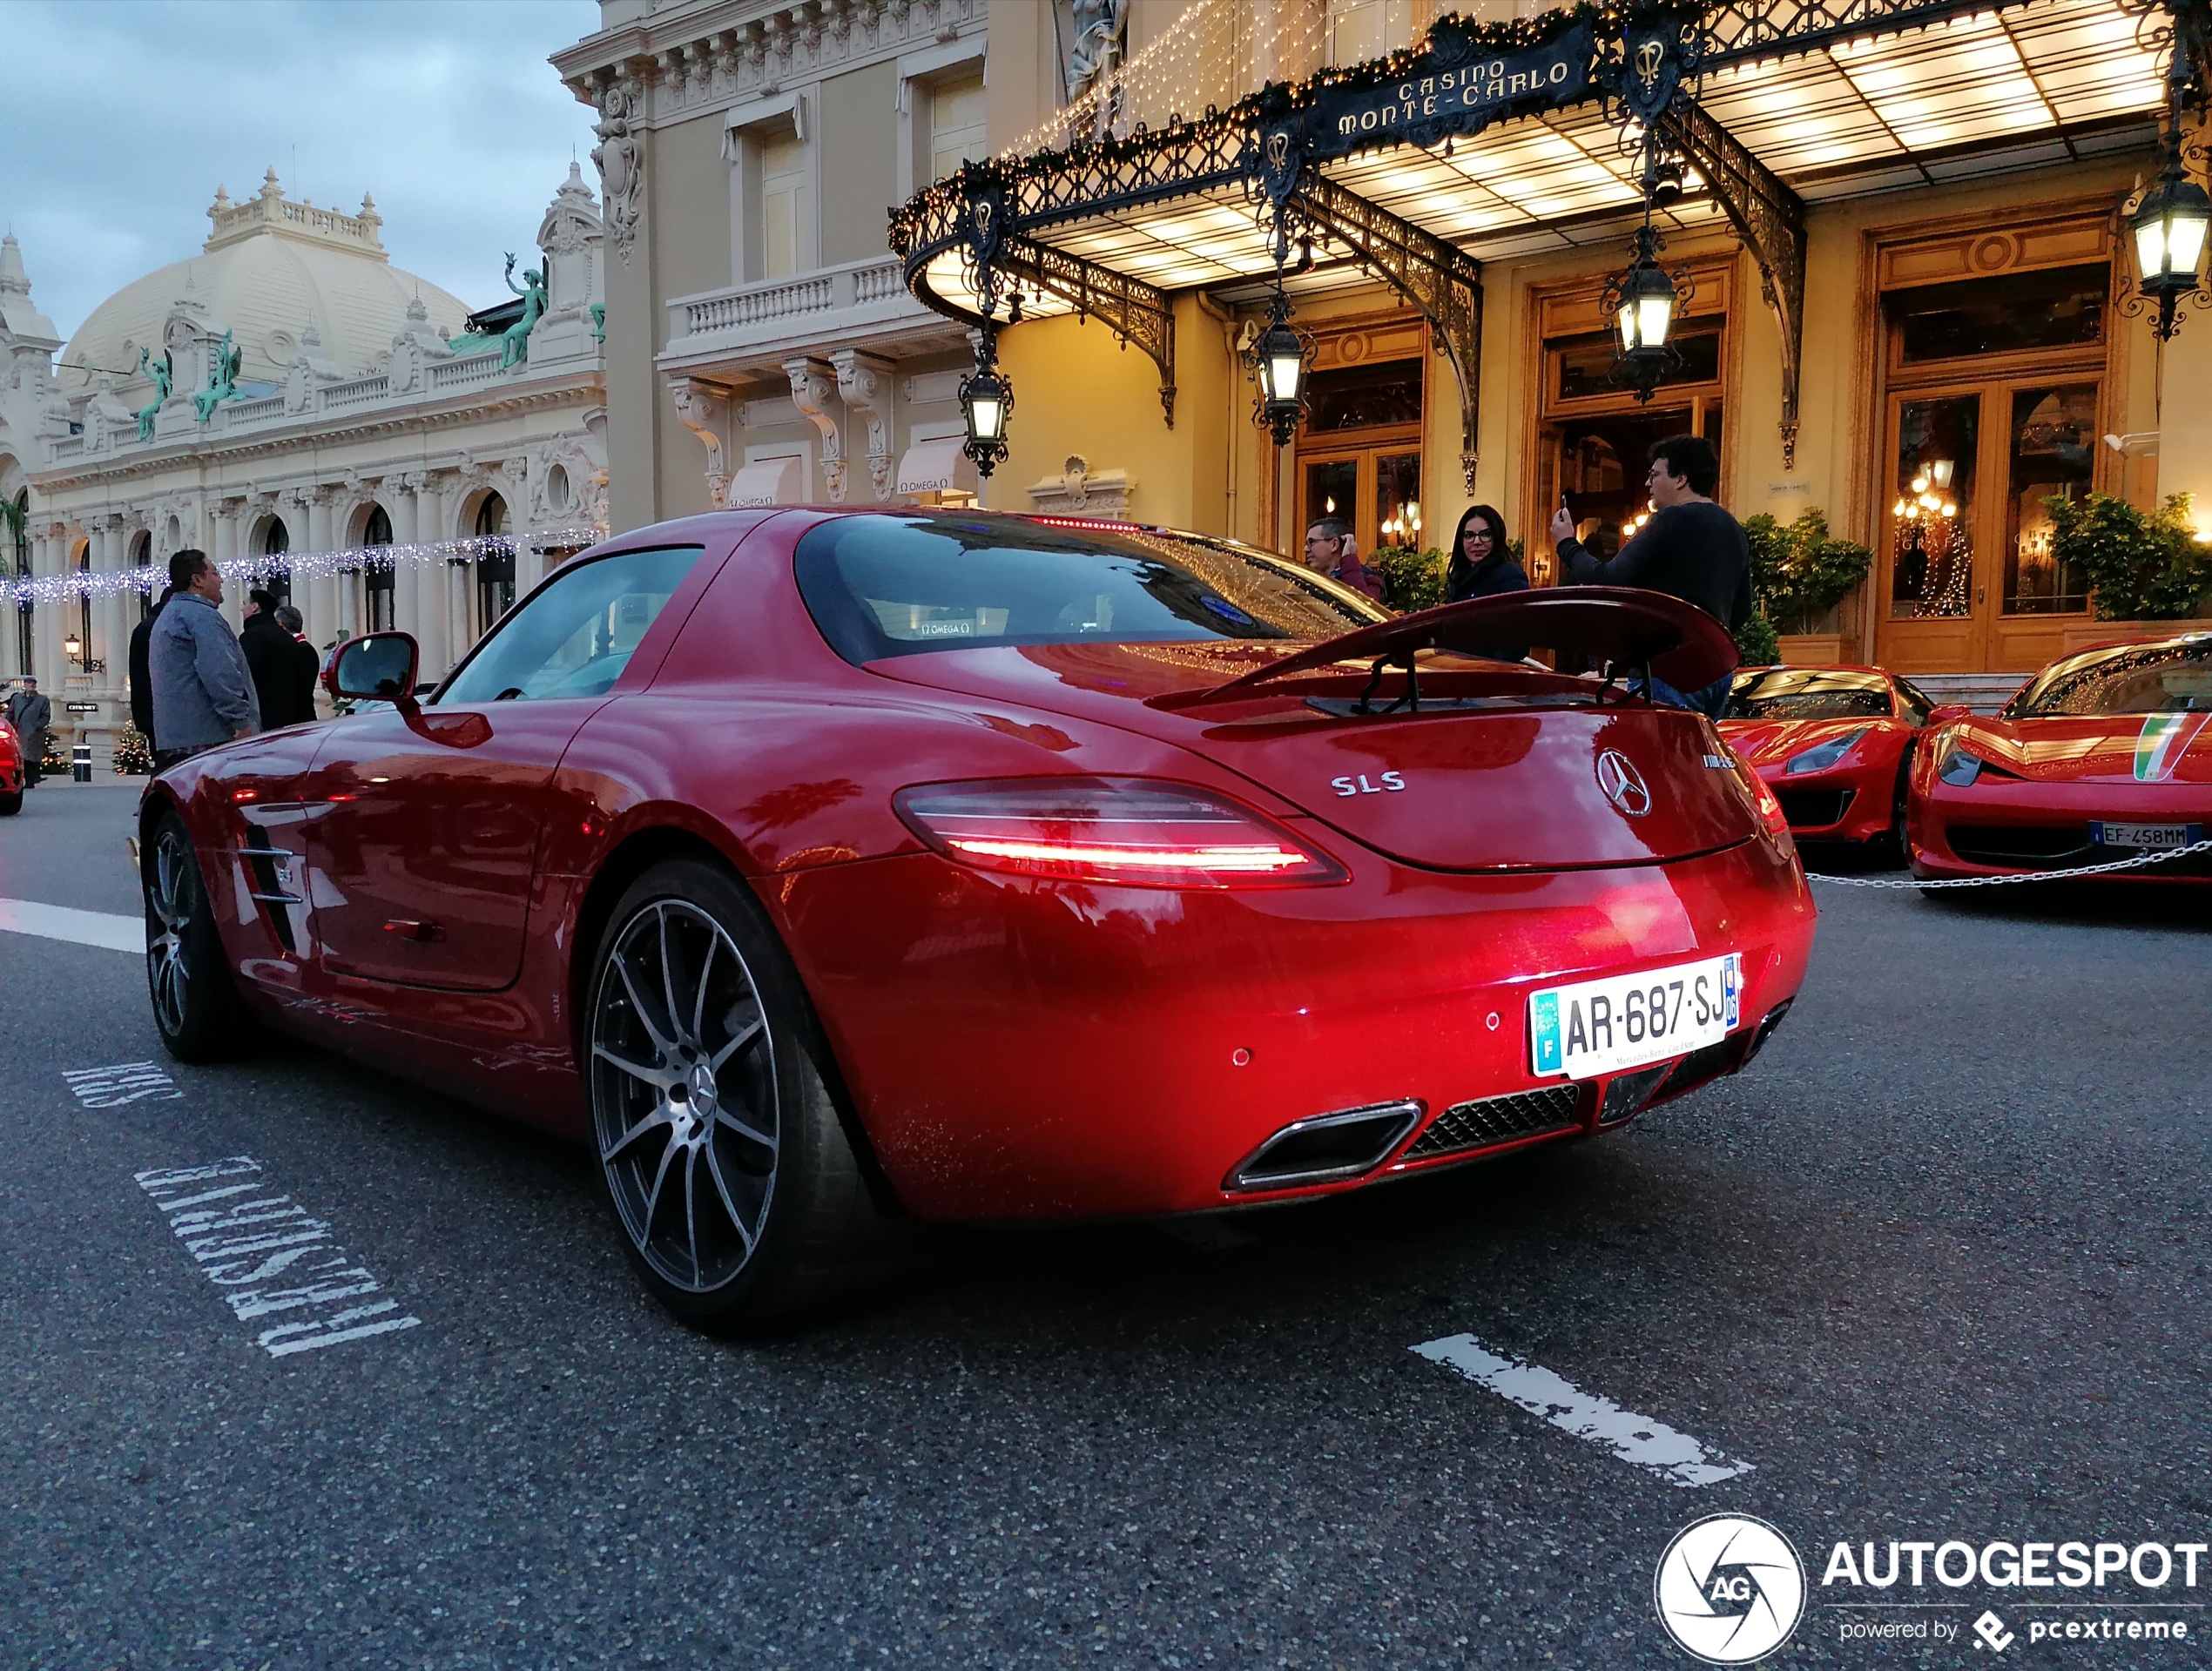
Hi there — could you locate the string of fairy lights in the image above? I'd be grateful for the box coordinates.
[3,528,607,610]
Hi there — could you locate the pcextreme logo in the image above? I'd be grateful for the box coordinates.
[1655,1514,1808,1664]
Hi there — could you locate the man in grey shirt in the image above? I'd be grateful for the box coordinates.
[149,549,259,767]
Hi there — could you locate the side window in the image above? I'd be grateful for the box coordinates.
[439,546,705,704]
[1894,677,1935,724]
[928,73,988,180]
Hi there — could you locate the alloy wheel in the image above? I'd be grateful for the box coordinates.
[146,828,196,1038]
[589,899,779,1292]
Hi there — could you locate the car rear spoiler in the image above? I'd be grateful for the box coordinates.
[1157,586,1740,711]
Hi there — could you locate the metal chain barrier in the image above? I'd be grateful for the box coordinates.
[1805,838,2212,889]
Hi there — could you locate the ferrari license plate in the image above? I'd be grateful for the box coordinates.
[1528,954,1740,1080]
[2093,820,2199,851]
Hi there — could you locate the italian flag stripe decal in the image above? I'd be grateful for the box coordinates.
[2134,712,2209,782]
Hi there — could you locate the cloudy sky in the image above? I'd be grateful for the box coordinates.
[3,0,604,343]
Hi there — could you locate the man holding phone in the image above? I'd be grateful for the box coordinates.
[1548,434,1750,718]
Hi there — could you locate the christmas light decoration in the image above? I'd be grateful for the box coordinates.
[1,528,605,610]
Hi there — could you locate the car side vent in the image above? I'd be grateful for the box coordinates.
[1399,1084,1581,1162]
[1224,1101,1423,1193]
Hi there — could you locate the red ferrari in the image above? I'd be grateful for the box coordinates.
[1720,665,1938,852]
[138,511,1815,1330]
[1910,630,2212,882]
[0,709,22,814]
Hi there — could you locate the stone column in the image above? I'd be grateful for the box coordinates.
[31,528,64,691]
[95,518,126,703]
[441,476,475,658]
[305,490,337,647]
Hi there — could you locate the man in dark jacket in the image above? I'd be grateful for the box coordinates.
[274,605,321,724]
[5,677,51,787]
[240,589,311,728]
[129,586,174,749]
[1548,434,1750,718]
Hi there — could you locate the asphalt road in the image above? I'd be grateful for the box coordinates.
[3,780,2209,1669]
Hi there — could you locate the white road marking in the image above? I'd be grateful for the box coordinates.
[135,1157,421,1358]
[0,898,143,953]
[64,1061,182,1107]
[1411,1332,1752,1488]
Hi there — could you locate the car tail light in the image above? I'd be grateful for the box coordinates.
[894,777,1347,889]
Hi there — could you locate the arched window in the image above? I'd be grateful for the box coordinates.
[10,489,30,677]
[128,528,154,621]
[252,516,293,608]
[474,493,515,637]
[76,543,92,670]
[363,505,395,632]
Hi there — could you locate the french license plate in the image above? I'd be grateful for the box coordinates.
[1528,954,1741,1080]
[2092,820,2199,851]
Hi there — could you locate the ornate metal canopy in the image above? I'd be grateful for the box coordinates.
[890,0,2195,488]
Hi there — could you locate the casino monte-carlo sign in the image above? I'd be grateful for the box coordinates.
[1305,21,1597,160]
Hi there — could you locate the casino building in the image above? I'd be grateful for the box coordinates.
[0,170,609,764]
[558,0,2212,682]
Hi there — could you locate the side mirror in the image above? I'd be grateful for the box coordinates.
[1925,703,1972,725]
[327,631,421,706]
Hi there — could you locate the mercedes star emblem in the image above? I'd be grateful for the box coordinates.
[1596,749,1653,817]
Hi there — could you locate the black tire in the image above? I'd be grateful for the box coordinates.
[1878,750,1913,864]
[0,790,20,817]
[583,859,891,1334]
[143,809,257,1061]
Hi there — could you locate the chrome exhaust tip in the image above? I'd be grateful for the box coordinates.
[1224,1100,1423,1193]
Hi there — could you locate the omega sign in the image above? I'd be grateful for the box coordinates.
[1308,24,1595,160]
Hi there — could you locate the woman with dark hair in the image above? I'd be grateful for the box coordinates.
[1444,502,1528,662]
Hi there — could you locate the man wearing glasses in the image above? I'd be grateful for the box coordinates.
[1548,434,1751,718]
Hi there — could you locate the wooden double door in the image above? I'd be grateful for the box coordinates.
[1875,366,2101,675]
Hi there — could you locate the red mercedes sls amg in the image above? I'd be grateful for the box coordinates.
[0,711,21,815]
[1910,630,2212,882]
[139,511,1815,1329]
[1721,664,1939,852]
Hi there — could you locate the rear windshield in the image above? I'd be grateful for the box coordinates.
[794,513,1387,664]
[2006,637,2212,717]
[1728,669,1893,720]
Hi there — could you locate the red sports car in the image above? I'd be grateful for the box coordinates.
[1910,630,2212,883]
[138,511,1815,1330]
[0,711,22,814]
[1720,664,1938,852]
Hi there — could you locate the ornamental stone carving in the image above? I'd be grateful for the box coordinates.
[591,84,644,263]
[668,378,732,509]
[831,350,894,502]
[784,356,845,504]
[1025,453,1133,519]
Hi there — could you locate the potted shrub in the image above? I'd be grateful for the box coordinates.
[1744,509,1873,664]
[2044,490,2212,655]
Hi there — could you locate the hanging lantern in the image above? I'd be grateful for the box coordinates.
[63,630,83,661]
[2130,161,2212,341]
[958,338,1014,479]
[1251,296,1307,448]
[1607,222,1683,403]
